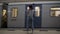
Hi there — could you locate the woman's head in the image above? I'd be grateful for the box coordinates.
[27,5,33,10]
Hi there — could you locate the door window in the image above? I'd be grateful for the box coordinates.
[35,6,40,17]
[11,8,18,18]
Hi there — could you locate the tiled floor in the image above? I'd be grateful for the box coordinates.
[0,28,60,34]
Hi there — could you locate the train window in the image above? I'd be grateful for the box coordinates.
[2,9,7,16]
[12,8,18,18]
[51,8,60,17]
[35,6,40,17]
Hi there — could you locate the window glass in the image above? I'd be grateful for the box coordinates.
[3,9,6,16]
[55,11,60,16]
[35,6,40,17]
[51,7,60,17]
[12,8,18,18]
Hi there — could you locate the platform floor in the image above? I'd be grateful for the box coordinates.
[0,28,60,34]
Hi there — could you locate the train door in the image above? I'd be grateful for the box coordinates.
[1,3,8,28]
[25,4,42,28]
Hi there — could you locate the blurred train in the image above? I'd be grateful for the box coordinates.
[0,1,60,28]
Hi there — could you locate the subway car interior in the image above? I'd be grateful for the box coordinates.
[0,1,60,31]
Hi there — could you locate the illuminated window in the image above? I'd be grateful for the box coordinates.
[51,7,60,17]
[35,6,40,17]
[12,8,18,18]
[2,9,7,16]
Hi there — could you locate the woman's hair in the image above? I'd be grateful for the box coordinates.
[29,5,33,10]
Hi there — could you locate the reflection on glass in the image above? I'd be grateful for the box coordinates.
[12,8,18,18]
[35,6,40,17]
[51,7,60,17]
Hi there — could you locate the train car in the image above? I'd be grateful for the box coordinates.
[0,1,60,29]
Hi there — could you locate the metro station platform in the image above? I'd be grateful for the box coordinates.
[0,28,60,34]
